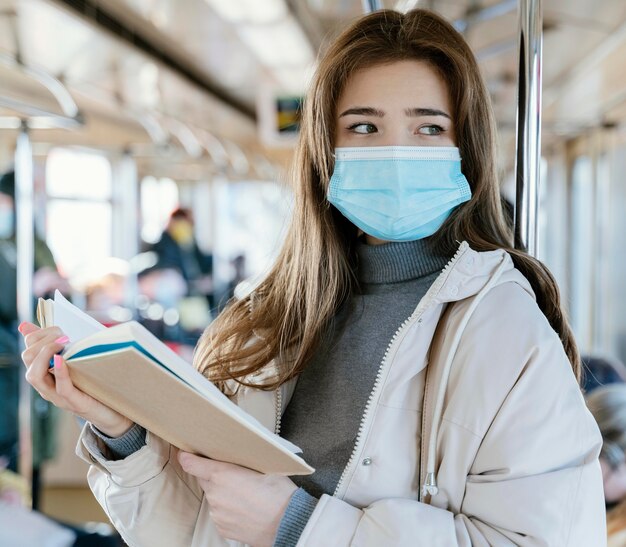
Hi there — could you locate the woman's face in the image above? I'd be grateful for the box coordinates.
[335,60,456,148]
[333,60,457,245]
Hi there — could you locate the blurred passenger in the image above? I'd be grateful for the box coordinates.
[587,385,626,545]
[0,454,30,506]
[584,355,626,394]
[587,385,626,508]
[0,170,69,508]
[85,271,128,326]
[150,207,213,303]
[217,253,248,310]
[137,267,187,310]
[19,9,606,546]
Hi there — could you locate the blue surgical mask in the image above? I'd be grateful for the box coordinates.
[327,146,472,241]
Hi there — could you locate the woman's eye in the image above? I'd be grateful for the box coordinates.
[418,125,444,136]
[347,123,377,134]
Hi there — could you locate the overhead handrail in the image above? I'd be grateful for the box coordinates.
[195,129,231,172]
[0,10,81,125]
[132,112,170,147]
[129,115,249,180]
[0,52,82,127]
[162,118,204,159]
[251,153,279,181]
[222,139,251,177]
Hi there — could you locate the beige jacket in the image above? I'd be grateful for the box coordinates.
[76,242,607,546]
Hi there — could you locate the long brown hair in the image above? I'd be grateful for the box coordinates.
[195,8,580,393]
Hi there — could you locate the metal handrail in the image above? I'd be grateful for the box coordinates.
[195,129,230,172]
[514,0,543,256]
[222,139,250,177]
[0,52,83,127]
[362,0,383,13]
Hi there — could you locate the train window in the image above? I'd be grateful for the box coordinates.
[213,179,292,289]
[594,153,611,351]
[537,157,549,262]
[45,149,113,280]
[540,154,568,298]
[606,142,626,362]
[46,148,112,200]
[570,155,594,352]
[140,176,179,244]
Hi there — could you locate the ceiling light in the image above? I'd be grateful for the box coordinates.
[238,17,314,67]
[394,0,419,12]
[273,65,316,93]
[203,0,288,24]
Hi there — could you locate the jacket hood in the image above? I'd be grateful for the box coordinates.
[428,241,535,307]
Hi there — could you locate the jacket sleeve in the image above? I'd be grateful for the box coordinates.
[75,422,228,547]
[296,286,607,547]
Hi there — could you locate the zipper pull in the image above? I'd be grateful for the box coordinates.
[421,472,439,497]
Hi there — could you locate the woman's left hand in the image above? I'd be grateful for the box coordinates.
[178,451,298,546]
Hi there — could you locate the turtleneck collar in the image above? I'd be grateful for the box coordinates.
[355,236,452,284]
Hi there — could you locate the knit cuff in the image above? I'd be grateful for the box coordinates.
[273,488,318,547]
[89,422,147,461]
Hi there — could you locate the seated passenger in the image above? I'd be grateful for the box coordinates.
[587,385,626,545]
[583,355,626,393]
[150,207,214,302]
[0,170,69,508]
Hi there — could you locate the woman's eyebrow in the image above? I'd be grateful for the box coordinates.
[339,107,385,118]
[404,107,451,119]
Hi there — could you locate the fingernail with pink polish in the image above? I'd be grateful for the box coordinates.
[54,354,62,368]
[55,335,70,344]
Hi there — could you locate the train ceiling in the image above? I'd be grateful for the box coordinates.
[1,0,626,172]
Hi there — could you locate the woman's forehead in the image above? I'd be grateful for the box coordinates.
[336,60,452,115]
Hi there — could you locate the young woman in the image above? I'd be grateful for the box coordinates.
[20,8,606,546]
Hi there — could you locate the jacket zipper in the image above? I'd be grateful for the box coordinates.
[332,241,469,499]
[274,383,283,435]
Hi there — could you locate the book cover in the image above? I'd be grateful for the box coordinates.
[38,291,313,476]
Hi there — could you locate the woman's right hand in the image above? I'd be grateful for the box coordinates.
[19,322,134,438]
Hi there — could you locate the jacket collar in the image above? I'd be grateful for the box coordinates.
[426,241,535,307]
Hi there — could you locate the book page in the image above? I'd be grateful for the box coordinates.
[54,298,303,456]
[52,290,105,343]
[67,322,302,455]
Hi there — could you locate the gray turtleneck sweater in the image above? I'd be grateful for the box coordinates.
[92,237,451,546]
[273,237,451,545]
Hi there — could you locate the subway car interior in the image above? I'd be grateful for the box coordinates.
[2,0,626,545]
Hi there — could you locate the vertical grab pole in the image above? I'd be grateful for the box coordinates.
[362,0,383,13]
[514,0,543,256]
[15,125,34,494]
[112,152,139,314]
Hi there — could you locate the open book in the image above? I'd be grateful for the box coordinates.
[37,291,313,476]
